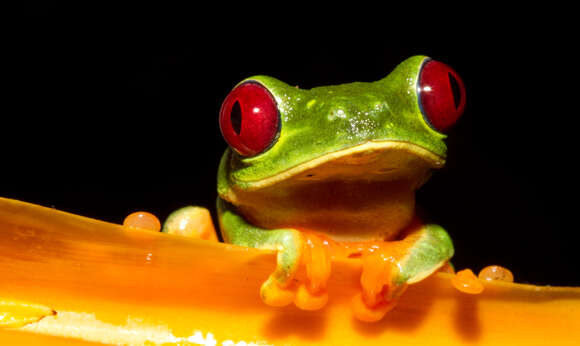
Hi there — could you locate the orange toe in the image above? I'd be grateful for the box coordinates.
[294,284,328,311]
[303,233,331,294]
[360,248,395,307]
[478,265,514,282]
[260,277,296,307]
[452,269,485,294]
[351,293,396,322]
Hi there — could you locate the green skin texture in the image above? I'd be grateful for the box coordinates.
[215,56,454,290]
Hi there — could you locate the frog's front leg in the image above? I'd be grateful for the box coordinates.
[217,198,330,309]
[352,222,454,322]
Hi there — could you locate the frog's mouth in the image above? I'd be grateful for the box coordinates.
[241,140,445,191]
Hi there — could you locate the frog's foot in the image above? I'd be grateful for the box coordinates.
[294,233,331,310]
[351,223,454,322]
[260,231,331,310]
[162,206,218,241]
[259,229,304,307]
[351,247,407,322]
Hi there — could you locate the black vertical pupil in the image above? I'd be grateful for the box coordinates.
[448,72,462,110]
[231,101,242,135]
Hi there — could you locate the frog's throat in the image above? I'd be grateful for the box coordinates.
[232,140,445,191]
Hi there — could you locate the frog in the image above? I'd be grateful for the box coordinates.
[166,55,466,322]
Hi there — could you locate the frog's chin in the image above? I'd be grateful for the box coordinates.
[240,140,445,191]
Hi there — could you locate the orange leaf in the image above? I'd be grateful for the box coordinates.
[0,197,579,345]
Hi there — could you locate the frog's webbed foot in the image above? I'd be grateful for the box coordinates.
[260,231,331,310]
[352,223,454,322]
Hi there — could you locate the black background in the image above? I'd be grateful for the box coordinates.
[5,5,579,286]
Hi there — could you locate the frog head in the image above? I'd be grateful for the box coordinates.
[218,55,465,199]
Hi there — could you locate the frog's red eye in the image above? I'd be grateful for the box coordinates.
[418,59,466,133]
[219,82,280,157]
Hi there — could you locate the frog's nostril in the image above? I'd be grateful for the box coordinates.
[231,101,242,135]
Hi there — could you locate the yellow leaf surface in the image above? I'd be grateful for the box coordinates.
[0,197,579,345]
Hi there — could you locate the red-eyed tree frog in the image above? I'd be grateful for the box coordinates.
[166,56,466,321]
